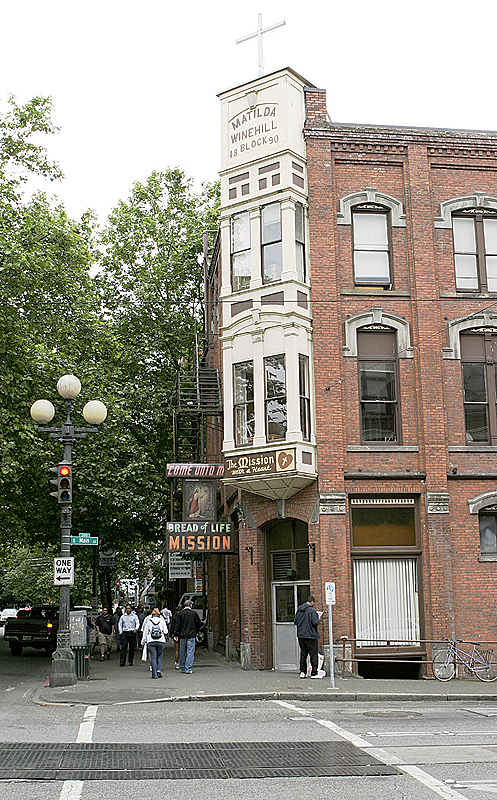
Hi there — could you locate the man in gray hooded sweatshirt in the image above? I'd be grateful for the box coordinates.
[293,595,321,678]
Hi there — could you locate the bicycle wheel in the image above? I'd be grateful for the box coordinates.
[432,651,456,681]
[474,652,497,682]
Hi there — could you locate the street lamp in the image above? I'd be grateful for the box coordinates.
[30,375,107,688]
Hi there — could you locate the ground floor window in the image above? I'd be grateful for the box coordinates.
[353,557,420,647]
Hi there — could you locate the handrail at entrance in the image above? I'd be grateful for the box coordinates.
[335,636,497,679]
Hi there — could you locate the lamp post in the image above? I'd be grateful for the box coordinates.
[30,375,107,687]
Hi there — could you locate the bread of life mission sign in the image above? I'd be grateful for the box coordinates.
[166,522,234,553]
[224,448,296,478]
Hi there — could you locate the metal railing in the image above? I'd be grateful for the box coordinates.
[334,636,497,679]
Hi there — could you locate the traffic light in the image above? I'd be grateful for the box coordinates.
[49,463,73,504]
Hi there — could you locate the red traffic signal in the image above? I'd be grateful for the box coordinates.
[49,463,73,504]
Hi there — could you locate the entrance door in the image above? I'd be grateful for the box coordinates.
[272,582,310,671]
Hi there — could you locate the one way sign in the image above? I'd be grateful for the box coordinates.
[54,557,74,586]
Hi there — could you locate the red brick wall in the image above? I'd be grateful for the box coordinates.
[304,94,497,655]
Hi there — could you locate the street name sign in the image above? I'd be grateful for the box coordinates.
[54,557,74,586]
[71,534,98,546]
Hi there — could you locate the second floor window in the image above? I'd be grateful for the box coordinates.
[262,202,282,284]
[352,206,391,286]
[231,212,251,291]
[234,361,254,446]
[479,512,497,555]
[358,329,398,442]
[265,354,287,440]
[453,211,497,293]
[299,354,311,440]
[461,332,497,444]
[295,203,305,282]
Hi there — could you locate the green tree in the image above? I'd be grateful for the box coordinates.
[0,543,93,606]
[78,170,219,555]
[0,96,104,549]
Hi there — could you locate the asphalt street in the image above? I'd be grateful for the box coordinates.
[1,631,497,799]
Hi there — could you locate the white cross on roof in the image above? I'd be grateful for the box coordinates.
[236,13,286,77]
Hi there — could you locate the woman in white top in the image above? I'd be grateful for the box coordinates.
[141,608,168,678]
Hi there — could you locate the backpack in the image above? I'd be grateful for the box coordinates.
[150,621,162,639]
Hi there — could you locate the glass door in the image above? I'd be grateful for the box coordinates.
[272,582,310,671]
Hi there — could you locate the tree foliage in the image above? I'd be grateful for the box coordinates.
[0,96,220,603]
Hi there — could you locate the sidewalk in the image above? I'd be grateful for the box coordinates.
[36,643,497,706]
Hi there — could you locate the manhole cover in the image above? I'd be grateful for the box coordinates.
[363,710,421,717]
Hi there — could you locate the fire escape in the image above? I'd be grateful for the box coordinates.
[172,336,222,463]
[172,231,222,463]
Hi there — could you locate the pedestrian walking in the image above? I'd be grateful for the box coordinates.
[172,599,202,674]
[170,604,182,669]
[118,604,140,666]
[141,607,168,678]
[160,604,172,635]
[113,606,123,652]
[95,607,114,661]
[293,595,323,679]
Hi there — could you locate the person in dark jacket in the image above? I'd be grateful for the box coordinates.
[293,595,322,678]
[172,599,202,673]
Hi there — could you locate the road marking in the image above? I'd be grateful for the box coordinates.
[59,782,84,800]
[58,705,98,800]
[76,704,98,743]
[366,730,496,737]
[272,700,471,800]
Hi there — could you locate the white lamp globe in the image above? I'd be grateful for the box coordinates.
[30,399,55,424]
[56,374,82,399]
[82,400,107,425]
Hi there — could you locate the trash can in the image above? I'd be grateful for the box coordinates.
[71,645,91,679]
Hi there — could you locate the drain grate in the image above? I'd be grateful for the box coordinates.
[0,741,398,781]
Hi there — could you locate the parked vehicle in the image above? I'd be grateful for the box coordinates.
[0,608,17,626]
[4,606,59,655]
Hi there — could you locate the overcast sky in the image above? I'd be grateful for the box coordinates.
[3,1,497,223]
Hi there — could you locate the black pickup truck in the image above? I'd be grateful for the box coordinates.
[4,605,59,655]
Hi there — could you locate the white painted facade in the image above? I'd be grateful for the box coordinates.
[218,68,317,499]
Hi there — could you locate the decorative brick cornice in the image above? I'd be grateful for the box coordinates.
[332,141,406,156]
[428,146,497,159]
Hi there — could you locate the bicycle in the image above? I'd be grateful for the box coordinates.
[432,639,497,682]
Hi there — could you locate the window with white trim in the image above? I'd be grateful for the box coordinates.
[299,354,311,441]
[231,211,251,291]
[295,203,305,282]
[262,202,282,284]
[233,361,254,446]
[352,205,391,286]
[265,354,287,441]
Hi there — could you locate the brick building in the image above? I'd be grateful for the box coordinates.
[205,67,497,675]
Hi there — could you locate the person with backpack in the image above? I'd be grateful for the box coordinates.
[141,607,168,678]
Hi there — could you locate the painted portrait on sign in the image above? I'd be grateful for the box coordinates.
[183,479,216,522]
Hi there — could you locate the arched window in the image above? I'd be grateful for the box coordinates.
[358,327,399,442]
[453,209,497,292]
[435,193,497,293]
[352,204,391,286]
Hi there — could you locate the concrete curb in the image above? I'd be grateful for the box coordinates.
[33,688,497,706]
